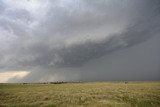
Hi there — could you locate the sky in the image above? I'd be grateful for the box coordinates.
[0,0,160,83]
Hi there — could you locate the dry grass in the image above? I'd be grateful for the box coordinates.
[0,81,160,107]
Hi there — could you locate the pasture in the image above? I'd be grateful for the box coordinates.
[0,82,160,107]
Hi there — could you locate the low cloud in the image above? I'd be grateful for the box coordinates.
[0,0,160,82]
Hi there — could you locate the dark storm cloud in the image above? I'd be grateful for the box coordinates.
[2,13,159,69]
[0,0,160,82]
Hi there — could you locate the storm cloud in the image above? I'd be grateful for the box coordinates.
[0,0,160,82]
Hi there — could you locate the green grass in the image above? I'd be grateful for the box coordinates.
[0,82,160,107]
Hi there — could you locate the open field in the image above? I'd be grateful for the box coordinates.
[0,82,160,107]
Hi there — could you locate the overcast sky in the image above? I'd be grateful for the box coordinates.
[0,0,160,83]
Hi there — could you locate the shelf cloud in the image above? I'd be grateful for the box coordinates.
[0,0,160,82]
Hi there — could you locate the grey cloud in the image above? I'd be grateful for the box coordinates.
[5,13,159,69]
[0,0,160,82]
[0,0,6,13]
[3,9,34,23]
[79,35,160,81]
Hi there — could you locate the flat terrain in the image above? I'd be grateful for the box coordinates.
[0,82,160,107]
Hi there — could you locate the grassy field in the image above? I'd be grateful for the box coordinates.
[0,82,160,107]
